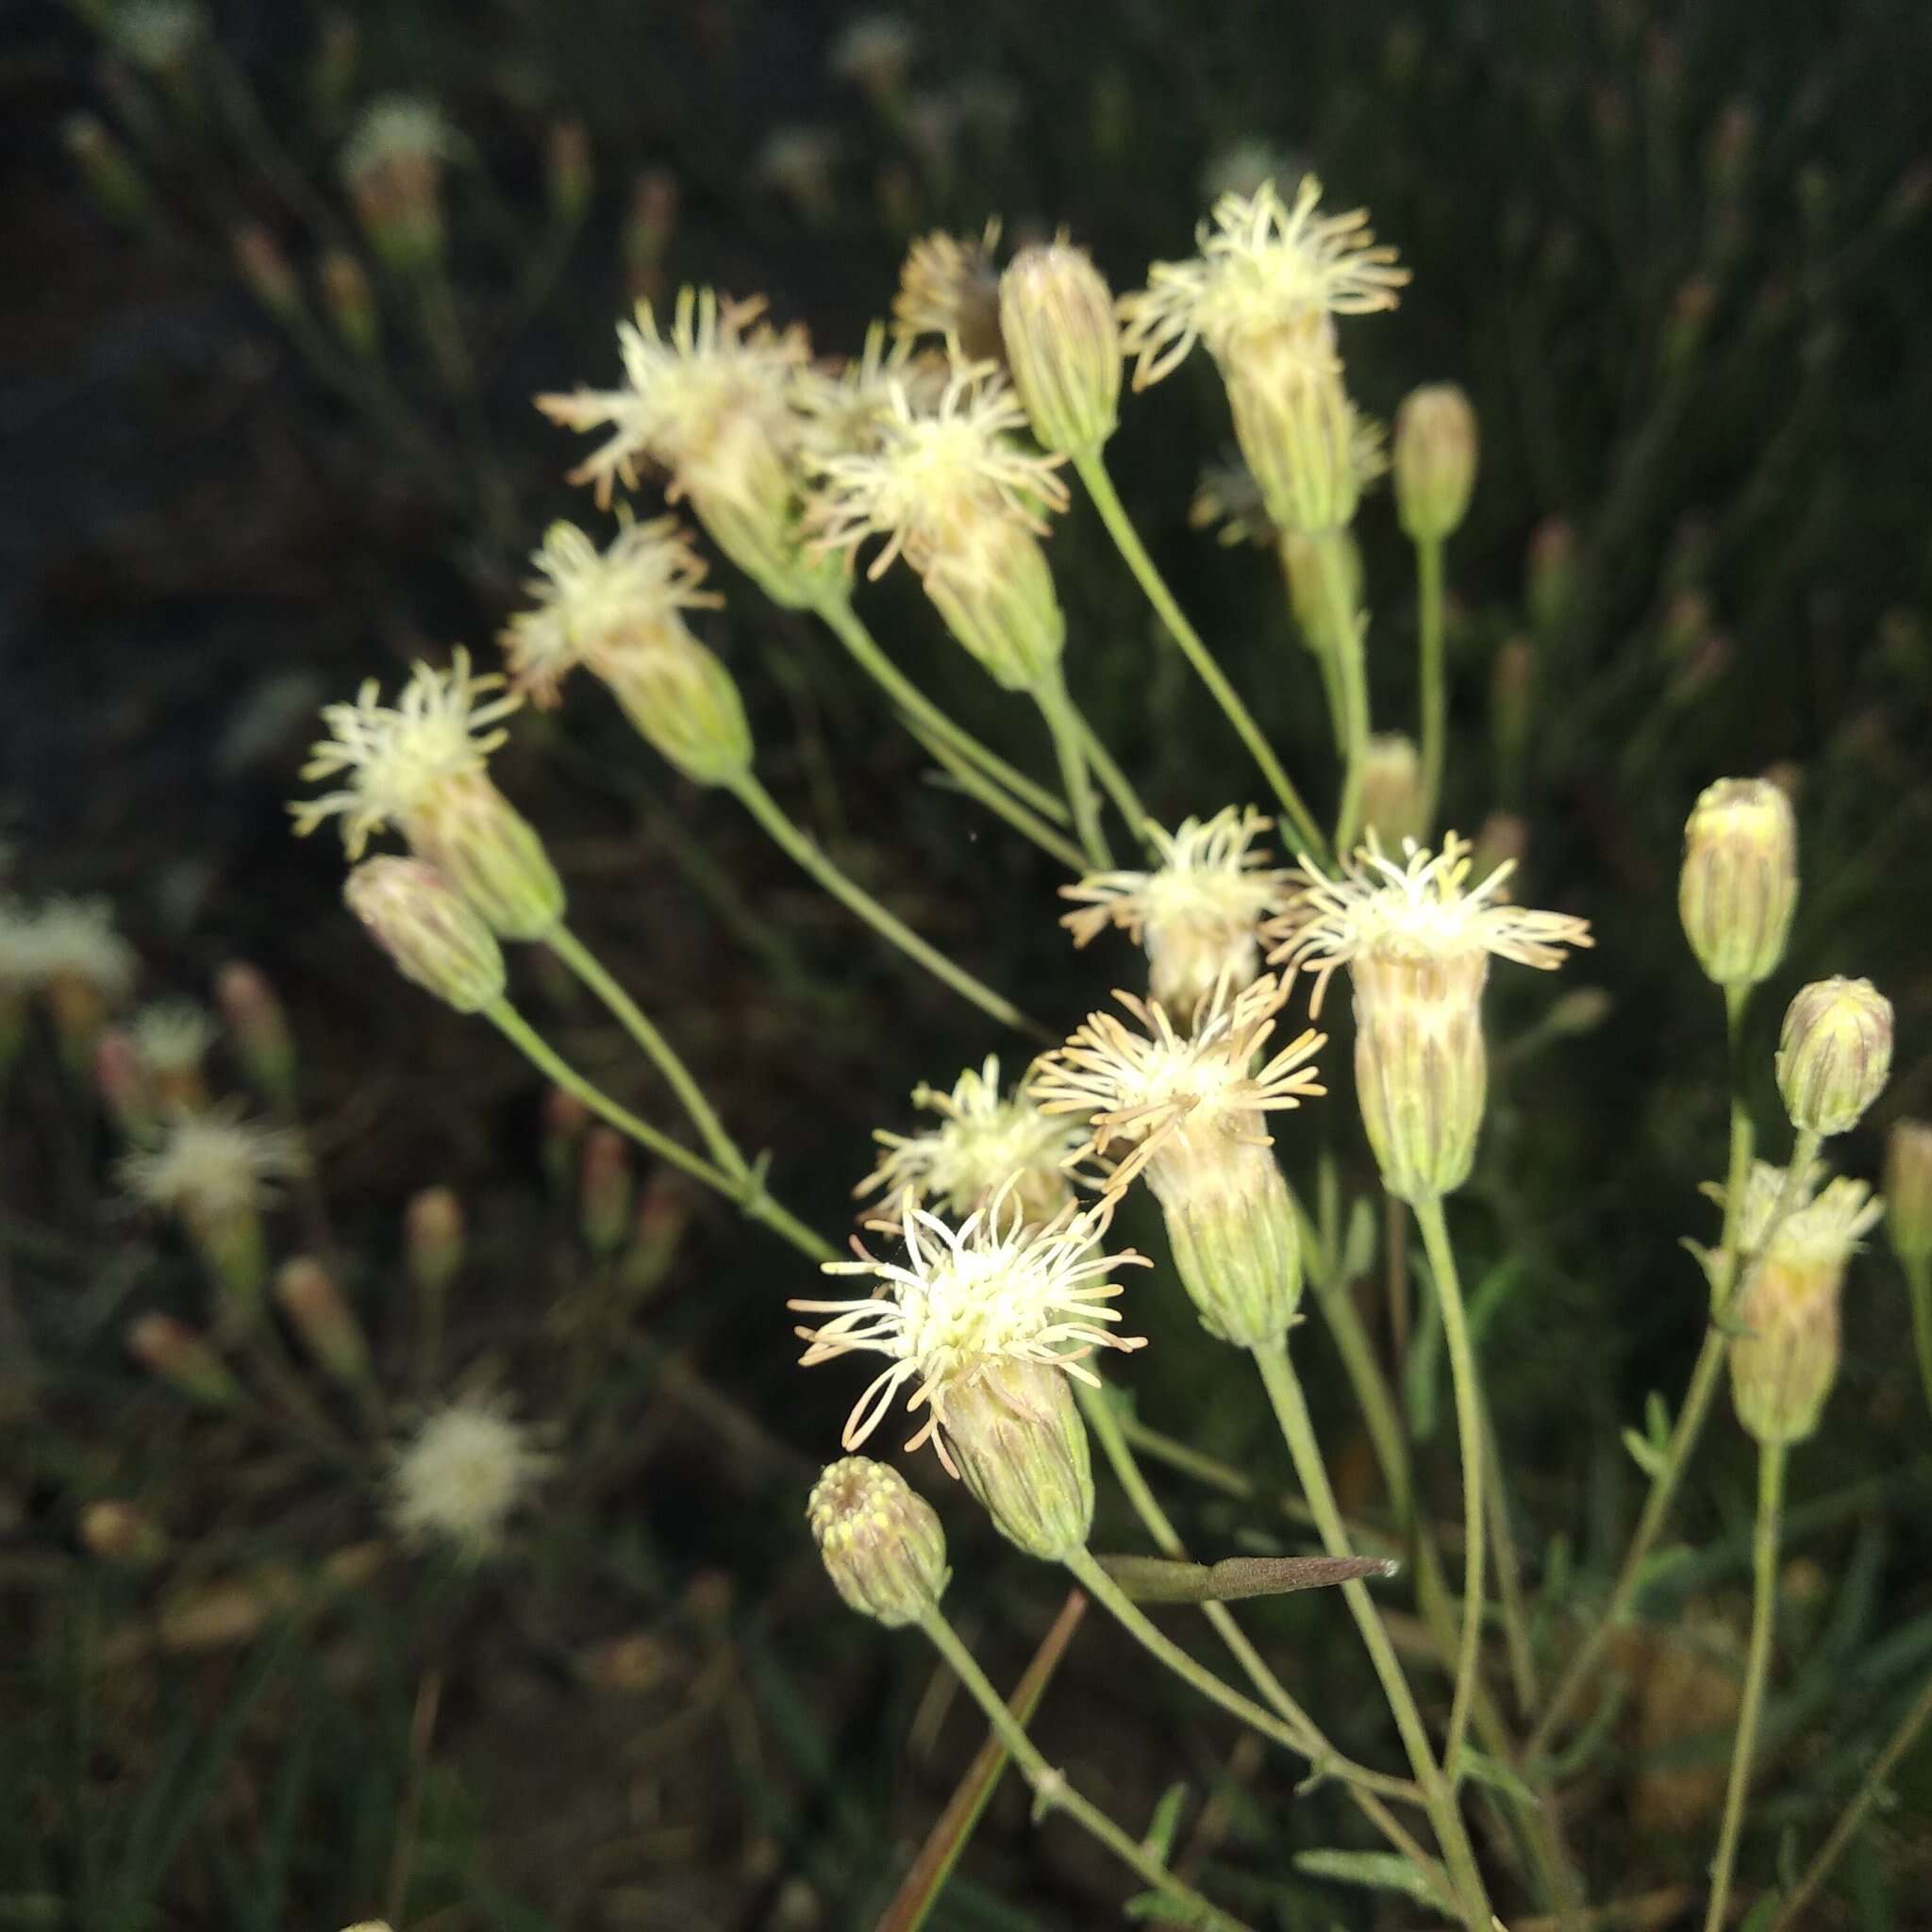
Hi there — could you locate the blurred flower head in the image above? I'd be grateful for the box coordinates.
[390,1397,551,1561]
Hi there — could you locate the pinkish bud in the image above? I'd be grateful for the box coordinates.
[216,961,297,1108]
[94,1027,156,1141]
[128,1314,244,1408]
[546,119,592,225]
[275,1257,372,1386]
[579,1127,632,1256]
[404,1187,464,1299]
[234,225,302,318]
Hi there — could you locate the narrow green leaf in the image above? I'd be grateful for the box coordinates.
[1293,1848,1457,1915]
[1458,1748,1541,1808]
[1645,1389,1673,1449]
[1123,1891,1219,1926]
[1097,1553,1396,1604]
[1141,1782,1190,1865]
[1623,1425,1668,1481]
[1340,1194,1377,1284]
[1737,1896,1782,1932]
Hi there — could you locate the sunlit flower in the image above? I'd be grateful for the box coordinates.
[891,220,1005,359]
[119,1104,303,1223]
[1059,807,1290,1020]
[858,1055,1092,1224]
[500,514,723,707]
[790,1188,1146,1465]
[1119,176,1407,391]
[390,1397,552,1561]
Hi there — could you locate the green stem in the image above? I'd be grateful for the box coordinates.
[1416,536,1448,832]
[1907,1254,1932,1424]
[905,717,1088,870]
[1249,1344,1492,1932]
[546,924,748,1181]
[1704,1440,1786,1932]
[1412,1195,1487,1785]
[726,771,1041,1039]
[1075,1383,1433,1833]
[1768,1656,1932,1931]
[916,1606,1257,1932]
[1072,448,1328,861]
[813,595,1070,825]
[482,1000,834,1262]
[1278,535,1351,749]
[1033,671,1112,868]
[1312,530,1371,853]
[1071,709,1151,847]
[1481,1393,1541,1716]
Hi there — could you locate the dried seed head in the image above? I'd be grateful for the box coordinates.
[998,241,1122,455]
[1774,976,1892,1137]
[808,1456,950,1624]
[1677,777,1797,991]
[1392,383,1478,542]
[344,858,507,1013]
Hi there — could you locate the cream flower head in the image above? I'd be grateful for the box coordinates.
[537,288,809,508]
[789,1188,1146,1469]
[891,220,1006,358]
[1059,807,1291,1020]
[1030,974,1324,1197]
[390,1397,552,1561]
[129,1001,218,1077]
[1738,1161,1884,1273]
[1119,176,1408,389]
[499,514,722,707]
[119,1105,304,1223]
[790,323,944,461]
[805,358,1069,579]
[291,648,521,861]
[0,896,138,1000]
[1269,833,1594,1017]
[857,1055,1093,1224]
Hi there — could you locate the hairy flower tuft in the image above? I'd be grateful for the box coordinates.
[119,1104,303,1223]
[790,1189,1146,1468]
[390,1397,552,1561]
[0,896,139,1002]
[129,1001,218,1078]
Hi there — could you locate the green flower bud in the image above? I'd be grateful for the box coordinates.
[941,1359,1093,1562]
[1159,1153,1304,1350]
[1393,383,1478,541]
[1227,341,1359,536]
[407,773,566,944]
[605,635,754,786]
[345,857,508,1013]
[1677,777,1797,991]
[1360,732,1425,849]
[999,242,1122,456]
[1886,1120,1932,1266]
[808,1457,950,1626]
[1775,976,1892,1137]
[924,514,1066,691]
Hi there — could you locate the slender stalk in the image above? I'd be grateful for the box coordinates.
[906,718,1088,870]
[1412,1195,1487,1783]
[546,924,748,1181]
[1482,1394,1541,1716]
[483,1000,835,1262]
[1311,530,1371,852]
[1278,535,1351,749]
[1768,1657,1932,1931]
[726,771,1041,1037]
[1071,708,1150,846]
[917,1605,1257,1932]
[1905,1253,1932,1423]
[1703,1440,1787,1932]
[1416,535,1448,832]
[1076,1381,1434,1840]
[1033,671,1112,868]
[1072,448,1328,861]
[1249,1344,1492,1932]
[813,594,1070,824]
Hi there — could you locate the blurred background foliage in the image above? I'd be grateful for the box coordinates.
[5,0,1932,1925]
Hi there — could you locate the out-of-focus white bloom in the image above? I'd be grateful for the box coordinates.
[390,1398,551,1560]
[0,896,139,1002]
[129,1001,218,1078]
[828,13,917,98]
[119,1104,303,1223]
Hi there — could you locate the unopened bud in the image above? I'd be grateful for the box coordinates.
[998,242,1121,456]
[602,634,754,786]
[275,1257,371,1386]
[1228,345,1358,535]
[682,415,845,613]
[309,13,358,122]
[546,119,592,225]
[579,1127,633,1256]
[1775,977,1892,1136]
[1526,519,1574,636]
[808,1457,950,1626]
[1885,1121,1932,1266]
[923,512,1065,691]
[216,961,297,1108]
[1678,777,1798,991]
[128,1314,243,1408]
[343,858,508,1012]
[1491,638,1535,786]
[541,1089,590,1193]
[404,1186,465,1298]
[94,1027,156,1141]
[234,225,302,319]
[1393,384,1477,542]
[624,167,679,304]
[1159,1156,1305,1351]
[403,771,565,942]
[617,1174,691,1304]
[319,250,379,358]
[941,1358,1093,1561]
[80,1500,168,1567]
[1359,733,1425,848]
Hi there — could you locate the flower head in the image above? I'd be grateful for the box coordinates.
[806,358,1068,580]
[291,649,521,861]
[0,896,138,1001]
[390,1397,552,1561]
[340,96,458,186]
[500,514,723,707]
[119,1104,303,1224]
[1119,176,1407,390]
[858,1055,1092,1224]
[789,323,945,463]
[1678,776,1798,990]
[1738,1161,1884,1274]
[892,220,1006,360]
[1059,807,1290,1019]
[808,1457,950,1626]
[1269,833,1593,1017]
[129,1001,218,1078]
[789,1189,1146,1468]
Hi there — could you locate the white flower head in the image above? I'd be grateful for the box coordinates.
[1030,974,1325,1197]
[891,220,1005,354]
[340,96,460,187]
[0,896,138,1000]
[119,1103,304,1223]
[1119,175,1408,390]
[805,357,1068,579]
[500,513,723,707]
[538,288,809,508]
[130,1000,218,1077]
[390,1397,552,1561]
[291,648,521,860]
[858,1055,1096,1224]
[1060,807,1291,1019]
[1269,832,1594,1017]
[790,1187,1147,1470]
[789,323,947,463]
[1739,1161,1884,1273]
